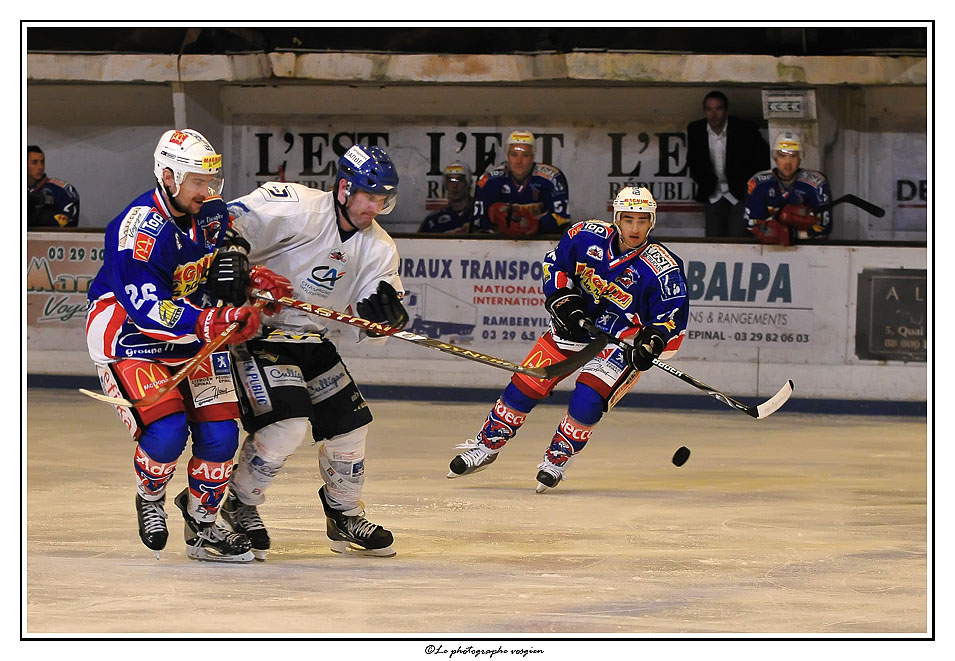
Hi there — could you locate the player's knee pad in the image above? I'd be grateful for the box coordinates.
[137,412,189,463]
[189,419,240,463]
[230,417,309,505]
[567,383,606,426]
[318,425,367,509]
[501,383,538,413]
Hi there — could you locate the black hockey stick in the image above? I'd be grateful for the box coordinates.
[816,194,885,217]
[251,289,608,380]
[580,320,794,420]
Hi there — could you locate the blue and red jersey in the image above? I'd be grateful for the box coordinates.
[543,220,689,349]
[86,188,229,364]
[27,176,80,228]
[744,168,833,238]
[473,162,570,236]
[419,204,473,234]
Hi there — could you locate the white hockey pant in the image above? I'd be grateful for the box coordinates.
[229,417,309,505]
[318,425,368,511]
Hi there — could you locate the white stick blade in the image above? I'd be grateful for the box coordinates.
[78,388,133,407]
[755,380,794,419]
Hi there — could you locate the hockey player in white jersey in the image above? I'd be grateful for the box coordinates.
[221,144,407,558]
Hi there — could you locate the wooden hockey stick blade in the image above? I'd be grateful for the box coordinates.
[78,300,264,408]
[251,290,606,379]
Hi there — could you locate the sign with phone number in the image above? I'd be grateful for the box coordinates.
[26,233,104,335]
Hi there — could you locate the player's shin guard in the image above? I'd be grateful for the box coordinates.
[536,413,595,493]
[448,396,528,478]
[229,419,308,506]
[133,444,177,499]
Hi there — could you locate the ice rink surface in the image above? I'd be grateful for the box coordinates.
[23,387,932,648]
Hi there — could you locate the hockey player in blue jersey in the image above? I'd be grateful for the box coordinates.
[418,161,474,234]
[473,130,571,236]
[85,128,290,562]
[448,186,689,491]
[745,131,833,245]
[27,145,80,228]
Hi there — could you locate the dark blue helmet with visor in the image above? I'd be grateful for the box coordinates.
[336,144,399,215]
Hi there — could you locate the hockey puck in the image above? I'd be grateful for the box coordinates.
[672,446,691,467]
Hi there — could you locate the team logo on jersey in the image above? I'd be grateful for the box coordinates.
[302,265,346,296]
[586,245,604,261]
[172,253,215,299]
[617,268,635,287]
[133,233,156,262]
[258,184,299,203]
[639,245,678,275]
[329,250,348,264]
[155,300,183,328]
[575,264,633,309]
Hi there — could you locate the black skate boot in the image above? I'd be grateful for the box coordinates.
[318,486,395,557]
[447,439,497,478]
[220,491,270,561]
[135,493,168,557]
[174,488,254,563]
[535,462,566,493]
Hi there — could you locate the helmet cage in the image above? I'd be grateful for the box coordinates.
[154,129,224,198]
[337,144,399,215]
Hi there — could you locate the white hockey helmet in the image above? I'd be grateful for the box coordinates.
[613,186,657,230]
[444,160,472,188]
[153,129,224,198]
[773,131,801,155]
[506,130,536,154]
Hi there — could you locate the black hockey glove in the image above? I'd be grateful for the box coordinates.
[544,288,592,342]
[627,325,667,371]
[205,229,252,306]
[356,281,409,336]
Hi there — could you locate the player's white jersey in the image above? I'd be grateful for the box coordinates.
[227,182,403,342]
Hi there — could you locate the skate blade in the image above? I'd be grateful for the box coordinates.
[185,546,255,563]
[329,540,396,557]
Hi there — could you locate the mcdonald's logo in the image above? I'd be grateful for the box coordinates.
[133,233,156,262]
[524,350,553,369]
[129,362,168,398]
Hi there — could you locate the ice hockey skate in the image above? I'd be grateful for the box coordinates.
[319,486,395,557]
[447,439,498,478]
[135,493,168,558]
[535,462,566,493]
[173,488,254,563]
[220,491,270,561]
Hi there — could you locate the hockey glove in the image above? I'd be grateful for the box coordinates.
[544,288,593,342]
[750,219,792,246]
[206,248,251,306]
[195,306,261,344]
[249,266,293,315]
[356,281,409,336]
[777,204,820,232]
[627,325,667,372]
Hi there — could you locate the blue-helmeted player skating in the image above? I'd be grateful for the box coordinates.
[472,130,571,236]
[448,186,689,492]
[85,129,290,562]
[745,131,832,245]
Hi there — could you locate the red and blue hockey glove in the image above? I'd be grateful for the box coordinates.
[249,266,293,314]
[195,306,261,344]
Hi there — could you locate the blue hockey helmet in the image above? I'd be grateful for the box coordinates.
[336,144,399,215]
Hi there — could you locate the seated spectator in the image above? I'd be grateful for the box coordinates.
[744,131,832,245]
[27,145,80,228]
[473,130,570,236]
[419,161,474,234]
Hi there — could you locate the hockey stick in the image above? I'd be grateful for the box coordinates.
[816,194,885,217]
[580,320,794,420]
[79,299,266,408]
[249,289,609,379]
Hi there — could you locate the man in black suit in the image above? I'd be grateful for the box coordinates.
[686,91,769,238]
